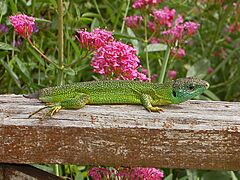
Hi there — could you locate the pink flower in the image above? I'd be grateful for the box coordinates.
[130,167,164,179]
[171,48,186,59]
[148,21,156,32]
[125,15,143,29]
[9,14,36,38]
[208,67,214,74]
[0,24,8,33]
[149,37,161,44]
[132,0,162,9]
[153,7,176,27]
[88,167,164,179]
[117,167,164,179]
[168,70,177,79]
[91,41,148,81]
[75,28,114,51]
[184,22,200,35]
[88,167,110,180]
[228,23,240,33]
[151,74,158,81]
[162,24,184,44]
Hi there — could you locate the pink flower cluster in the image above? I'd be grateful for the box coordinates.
[88,167,110,180]
[88,167,164,179]
[125,15,143,29]
[132,0,162,9]
[92,41,148,81]
[171,47,186,59]
[148,7,200,59]
[9,14,36,38]
[76,28,148,81]
[184,22,200,35]
[75,28,114,51]
[153,9,200,44]
[153,7,176,27]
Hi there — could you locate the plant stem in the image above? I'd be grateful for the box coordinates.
[121,0,131,33]
[32,0,35,15]
[159,45,171,83]
[93,0,106,27]
[58,0,64,85]
[53,164,60,176]
[27,37,60,68]
[143,10,151,81]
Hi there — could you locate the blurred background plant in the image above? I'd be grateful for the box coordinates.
[0,0,240,179]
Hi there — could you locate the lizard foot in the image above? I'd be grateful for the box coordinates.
[48,105,62,117]
[147,106,164,113]
[28,105,62,119]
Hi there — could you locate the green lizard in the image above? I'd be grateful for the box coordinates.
[24,77,209,117]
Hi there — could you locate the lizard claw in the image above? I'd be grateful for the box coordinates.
[48,105,62,117]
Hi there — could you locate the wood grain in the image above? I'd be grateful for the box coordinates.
[0,94,240,170]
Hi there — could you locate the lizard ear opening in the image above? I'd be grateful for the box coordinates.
[172,90,177,97]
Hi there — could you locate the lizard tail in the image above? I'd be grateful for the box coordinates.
[23,91,40,99]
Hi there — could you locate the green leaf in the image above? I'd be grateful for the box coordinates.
[114,32,142,41]
[0,42,20,51]
[0,58,21,88]
[32,164,54,174]
[144,43,167,52]
[186,59,210,79]
[27,44,45,66]
[79,17,93,23]
[91,18,100,30]
[186,169,198,180]
[164,173,173,180]
[230,171,238,180]
[64,67,75,76]
[9,0,17,14]
[35,18,52,23]
[15,57,31,80]
[202,171,232,180]
[49,0,57,10]
[127,27,139,55]
[204,89,220,101]
[0,1,8,15]
[82,12,100,18]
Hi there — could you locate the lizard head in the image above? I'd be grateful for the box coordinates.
[171,77,209,103]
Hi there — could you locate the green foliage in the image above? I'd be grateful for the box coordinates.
[1,0,240,179]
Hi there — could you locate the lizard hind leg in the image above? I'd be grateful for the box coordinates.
[46,93,90,117]
[28,93,90,119]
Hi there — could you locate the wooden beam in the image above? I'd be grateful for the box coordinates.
[0,95,240,170]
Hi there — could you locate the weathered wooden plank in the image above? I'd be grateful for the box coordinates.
[0,94,240,170]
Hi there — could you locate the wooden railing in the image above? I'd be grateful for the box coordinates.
[0,94,240,178]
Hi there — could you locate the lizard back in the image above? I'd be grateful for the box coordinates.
[37,80,172,105]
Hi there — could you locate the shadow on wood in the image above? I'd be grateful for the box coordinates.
[0,95,240,171]
[0,163,63,180]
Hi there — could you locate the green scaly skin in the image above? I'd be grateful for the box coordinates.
[26,77,209,117]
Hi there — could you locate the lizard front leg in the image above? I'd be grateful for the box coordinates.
[140,94,163,112]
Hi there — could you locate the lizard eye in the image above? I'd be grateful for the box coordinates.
[188,84,195,91]
[172,90,177,97]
